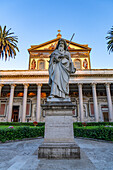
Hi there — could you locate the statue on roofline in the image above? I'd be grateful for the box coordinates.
[48,37,76,99]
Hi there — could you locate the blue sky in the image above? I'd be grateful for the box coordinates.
[0,0,113,70]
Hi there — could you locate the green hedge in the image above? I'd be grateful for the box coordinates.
[0,126,44,143]
[73,122,113,127]
[0,122,45,126]
[74,127,113,141]
[1,123,113,143]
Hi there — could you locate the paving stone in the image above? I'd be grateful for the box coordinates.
[0,138,113,170]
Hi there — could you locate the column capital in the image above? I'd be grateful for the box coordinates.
[105,83,111,89]
[91,82,97,85]
[36,83,42,87]
[105,82,111,85]
[23,83,29,88]
[10,84,16,88]
[0,84,4,86]
[78,83,83,86]
[91,83,97,88]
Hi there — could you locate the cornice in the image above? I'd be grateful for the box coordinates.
[1,69,113,72]
[0,75,49,78]
[71,74,113,78]
[29,49,90,53]
[28,37,60,52]
[30,55,49,59]
[1,70,113,79]
[1,73,113,79]
[28,37,91,52]
[30,53,89,59]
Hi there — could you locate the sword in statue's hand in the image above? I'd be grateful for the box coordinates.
[66,33,75,51]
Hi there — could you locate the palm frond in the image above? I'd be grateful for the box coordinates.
[106,26,113,54]
[0,26,2,35]
[0,25,19,60]
[3,26,6,34]
[5,28,12,35]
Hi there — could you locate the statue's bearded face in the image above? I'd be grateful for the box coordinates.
[58,41,64,51]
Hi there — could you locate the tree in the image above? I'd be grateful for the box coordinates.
[106,26,113,54]
[0,25,19,61]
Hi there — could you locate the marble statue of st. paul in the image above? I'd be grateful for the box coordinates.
[48,39,76,99]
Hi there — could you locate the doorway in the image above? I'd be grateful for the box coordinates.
[103,112,109,122]
[12,106,19,122]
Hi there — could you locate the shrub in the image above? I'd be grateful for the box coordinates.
[74,126,113,141]
[1,122,113,143]
[0,126,44,143]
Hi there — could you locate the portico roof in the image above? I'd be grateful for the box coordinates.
[28,31,91,52]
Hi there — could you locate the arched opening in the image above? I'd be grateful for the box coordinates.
[74,59,81,69]
[38,60,45,70]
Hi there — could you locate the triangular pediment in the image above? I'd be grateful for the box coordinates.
[28,37,91,52]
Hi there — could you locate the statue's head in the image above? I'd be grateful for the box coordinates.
[56,39,68,51]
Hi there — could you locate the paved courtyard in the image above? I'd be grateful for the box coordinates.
[0,138,113,170]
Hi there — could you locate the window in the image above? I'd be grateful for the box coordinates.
[89,103,94,116]
[38,60,45,70]
[74,59,81,69]
[26,103,31,116]
[0,104,6,116]
[83,104,88,117]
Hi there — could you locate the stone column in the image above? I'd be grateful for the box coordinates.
[0,84,3,97]
[7,84,15,122]
[92,83,98,122]
[0,84,4,109]
[32,105,36,121]
[106,83,113,122]
[78,83,84,122]
[36,84,42,122]
[22,84,29,122]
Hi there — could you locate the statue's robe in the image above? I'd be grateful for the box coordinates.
[49,49,75,98]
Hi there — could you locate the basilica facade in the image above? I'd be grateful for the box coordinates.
[0,31,113,122]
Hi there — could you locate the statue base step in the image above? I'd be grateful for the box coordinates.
[38,143,80,159]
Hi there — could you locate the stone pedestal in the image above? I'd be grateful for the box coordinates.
[38,100,80,159]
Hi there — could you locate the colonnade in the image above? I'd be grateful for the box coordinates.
[78,83,113,122]
[0,83,113,122]
[0,84,42,122]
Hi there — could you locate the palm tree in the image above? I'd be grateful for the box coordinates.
[106,26,113,54]
[0,25,19,61]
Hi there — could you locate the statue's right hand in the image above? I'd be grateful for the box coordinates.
[53,57,59,63]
